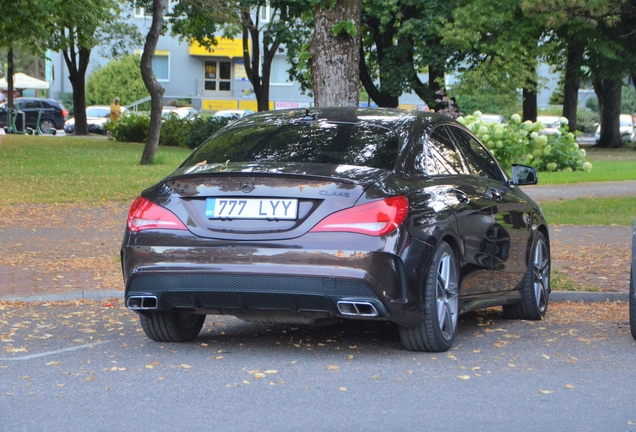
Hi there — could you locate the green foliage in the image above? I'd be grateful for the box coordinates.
[159,113,190,148]
[111,112,150,143]
[110,111,231,149]
[576,109,599,134]
[184,116,231,149]
[332,19,357,37]
[454,84,521,118]
[458,111,590,172]
[60,92,75,116]
[86,55,149,107]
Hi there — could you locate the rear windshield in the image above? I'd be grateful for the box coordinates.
[183,120,400,170]
[86,107,109,117]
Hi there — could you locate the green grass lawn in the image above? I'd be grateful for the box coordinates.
[0,135,192,206]
[538,148,636,185]
[1,136,635,227]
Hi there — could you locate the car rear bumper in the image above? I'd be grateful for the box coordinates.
[121,234,428,327]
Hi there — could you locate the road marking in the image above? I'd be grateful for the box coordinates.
[0,340,112,361]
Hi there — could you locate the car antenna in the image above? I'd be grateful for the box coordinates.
[300,108,317,123]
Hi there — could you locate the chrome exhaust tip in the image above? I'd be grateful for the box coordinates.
[127,296,158,310]
[337,301,379,317]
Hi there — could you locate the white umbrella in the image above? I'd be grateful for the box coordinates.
[0,73,49,90]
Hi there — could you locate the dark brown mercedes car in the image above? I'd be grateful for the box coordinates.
[121,108,550,352]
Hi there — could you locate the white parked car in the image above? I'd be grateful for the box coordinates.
[161,106,198,120]
[595,114,635,144]
[64,105,128,135]
[480,114,506,124]
[212,109,254,120]
[536,116,563,136]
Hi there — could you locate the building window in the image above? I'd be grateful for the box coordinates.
[204,60,232,92]
[153,53,170,81]
[135,49,170,81]
[270,56,291,85]
[259,4,271,22]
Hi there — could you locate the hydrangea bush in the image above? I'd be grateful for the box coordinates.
[457,111,592,172]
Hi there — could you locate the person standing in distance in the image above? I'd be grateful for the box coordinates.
[108,97,122,137]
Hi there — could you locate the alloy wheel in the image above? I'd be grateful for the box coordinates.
[436,252,459,341]
[533,238,550,312]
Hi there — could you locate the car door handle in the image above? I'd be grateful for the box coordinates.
[451,189,470,204]
[485,187,503,202]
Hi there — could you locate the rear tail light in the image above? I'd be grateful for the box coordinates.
[62,109,69,118]
[310,196,408,236]
[127,196,188,232]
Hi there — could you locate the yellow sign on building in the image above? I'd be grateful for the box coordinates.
[189,38,249,58]
[239,100,274,111]
[202,100,239,111]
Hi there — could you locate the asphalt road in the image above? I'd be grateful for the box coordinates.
[1,301,634,431]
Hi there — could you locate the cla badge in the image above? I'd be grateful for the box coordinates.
[240,178,255,193]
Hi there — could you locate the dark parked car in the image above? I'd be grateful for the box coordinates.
[0,97,68,133]
[121,108,551,352]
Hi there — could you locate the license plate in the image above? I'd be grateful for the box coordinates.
[205,198,298,220]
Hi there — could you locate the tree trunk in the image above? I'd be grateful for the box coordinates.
[522,83,537,122]
[241,9,278,112]
[7,47,14,110]
[310,0,361,107]
[359,45,398,107]
[563,42,584,132]
[140,0,165,165]
[594,78,622,148]
[62,46,91,135]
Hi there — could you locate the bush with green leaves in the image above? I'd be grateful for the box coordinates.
[85,55,149,108]
[111,112,231,148]
[457,112,591,172]
[184,116,231,149]
[110,112,150,143]
[159,113,191,147]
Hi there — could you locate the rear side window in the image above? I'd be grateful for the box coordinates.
[447,126,504,181]
[24,100,42,109]
[185,120,400,170]
[423,127,468,176]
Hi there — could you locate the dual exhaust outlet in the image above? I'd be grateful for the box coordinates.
[127,296,158,310]
[337,301,379,317]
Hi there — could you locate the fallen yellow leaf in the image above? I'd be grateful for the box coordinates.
[263,370,278,374]
[458,375,470,380]
[328,365,339,371]
[539,390,553,395]
[565,384,575,389]
[339,387,347,391]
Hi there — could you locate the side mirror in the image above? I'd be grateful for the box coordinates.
[510,164,538,185]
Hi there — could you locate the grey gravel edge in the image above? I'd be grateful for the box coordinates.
[0,290,628,303]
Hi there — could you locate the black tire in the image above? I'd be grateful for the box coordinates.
[504,231,550,320]
[139,311,205,342]
[630,269,636,340]
[399,241,460,352]
[40,118,55,133]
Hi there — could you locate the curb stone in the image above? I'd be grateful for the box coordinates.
[0,290,628,304]
[0,290,122,303]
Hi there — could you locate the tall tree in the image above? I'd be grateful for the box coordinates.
[443,0,547,121]
[309,0,361,106]
[0,0,49,119]
[139,0,165,165]
[47,0,141,135]
[171,0,304,112]
[359,0,455,108]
